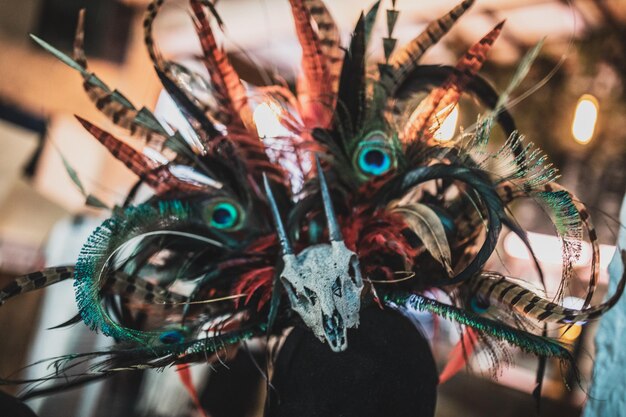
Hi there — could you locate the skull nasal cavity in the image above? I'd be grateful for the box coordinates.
[332,277,342,298]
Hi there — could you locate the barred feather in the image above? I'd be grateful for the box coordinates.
[288,0,334,128]
[498,181,600,308]
[383,0,475,93]
[190,0,252,130]
[68,12,169,151]
[0,267,74,305]
[76,117,207,195]
[303,0,343,94]
[402,21,504,144]
[470,256,626,323]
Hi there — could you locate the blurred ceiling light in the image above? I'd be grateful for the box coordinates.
[433,105,459,142]
[254,102,289,139]
[571,94,599,145]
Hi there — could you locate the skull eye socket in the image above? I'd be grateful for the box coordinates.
[282,278,315,306]
[348,255,362,286]
[303,287,317,305]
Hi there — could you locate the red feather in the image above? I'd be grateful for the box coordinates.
[288,0,334,128]
[76,116,204,195]
[439,327,478,384]
[190,0,250,130]
[176,365,209,417]
[403,21,505,143]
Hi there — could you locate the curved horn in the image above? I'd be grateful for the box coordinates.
[263,174,295,255]
[315,155,343,242]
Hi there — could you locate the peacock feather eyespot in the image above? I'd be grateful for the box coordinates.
[470,296,490,314]
[159,329,185,345]
[205,199,244,230]
[353,131,396,178]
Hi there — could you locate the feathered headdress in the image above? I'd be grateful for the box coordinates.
[2,0,624,399]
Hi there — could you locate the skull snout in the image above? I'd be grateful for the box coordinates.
[322,308,347,352]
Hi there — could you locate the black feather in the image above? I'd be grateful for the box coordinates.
[155,67,220,138]
[335,13,367,143]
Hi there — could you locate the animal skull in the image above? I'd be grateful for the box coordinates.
[280,241,364,352]
[263,157,364,352]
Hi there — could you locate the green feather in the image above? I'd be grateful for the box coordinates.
[385,292,572,359]
[475,39,545,147]
[364,0,381,44]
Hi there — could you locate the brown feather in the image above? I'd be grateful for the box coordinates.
[402,21,504,143]
[76,116,203,195]
[288,0,334,128]
[303,0,343,94]
[385,0,475,93]
[73,9,169,151]
[190,0,252,131]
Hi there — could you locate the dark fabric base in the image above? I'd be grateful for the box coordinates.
[0,391,38,417]
[266,307,438,417]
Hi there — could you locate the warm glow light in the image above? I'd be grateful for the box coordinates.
[253,102,290,139]
[560,324,582,341]
[434,105,459,142]
[571,94,599,145]
[503,231,607,267]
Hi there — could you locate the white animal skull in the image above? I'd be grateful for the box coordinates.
[263,157,365,352]
[280,241,364,352]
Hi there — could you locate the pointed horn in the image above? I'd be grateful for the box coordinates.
[263,174,294,255]
[315,155,342,242]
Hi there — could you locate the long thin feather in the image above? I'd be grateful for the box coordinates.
[335,13,367,141]
[384,0,475,93]
[303,0,343,94]
[75,117,204,195]
[69,13,170,151]
[402,21,504,144]
[386,292,572,359]
[190,0,251,130]
[473,39,545,149]
[0,267,74,305]
[470,255,626,324]
[389,202,453,276]
[288,0,333,128]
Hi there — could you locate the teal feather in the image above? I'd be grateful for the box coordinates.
[74,202,194,343]
[385,292,572,359]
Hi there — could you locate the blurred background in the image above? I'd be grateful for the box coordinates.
[0,0,625,416]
